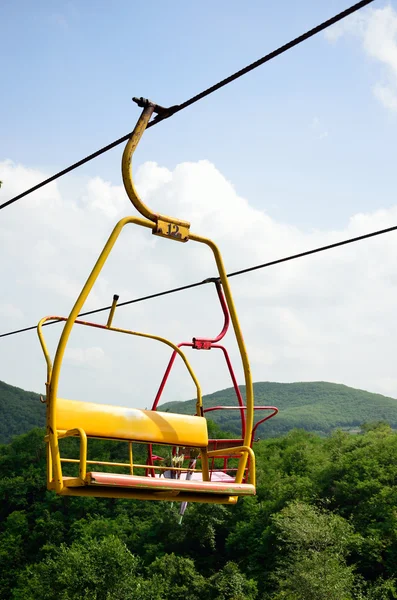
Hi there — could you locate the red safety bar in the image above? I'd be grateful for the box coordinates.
[146,280,278,486]
[204,405,279,441]
[203,405,278,482]
[151,279,245,429]
[146,279,247,476]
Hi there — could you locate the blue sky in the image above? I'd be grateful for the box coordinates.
[2,0,395,229]
[2,1,397,403]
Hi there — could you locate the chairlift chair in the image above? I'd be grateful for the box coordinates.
[37,98,278,505]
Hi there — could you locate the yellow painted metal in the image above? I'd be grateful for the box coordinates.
[36,216,205,494]
[37,319,53,409]
[55,477,85,488]
[56,398,208,447]
[207,446,256,487]
[38,314,202,415]
[120,106,254,486]
[121,105,191,239]
[61,458,132,468]
[106,295,118,328]
[60,458,202,473]
[128,442,133,475]
[189,232,254,484]
[46,440,53,485]
[121,104,155,222]
[57,485,240,504]
[200,448,210,482]
[154,219,190,242]
[37,227,253,496]
[58,427,87,481]
[37,103,256,503]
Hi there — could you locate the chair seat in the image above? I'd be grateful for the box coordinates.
[56,398,208,447]
[83,472,255,496]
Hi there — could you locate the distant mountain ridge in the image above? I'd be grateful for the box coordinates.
[159,381,397,437]
[1,379,397,443]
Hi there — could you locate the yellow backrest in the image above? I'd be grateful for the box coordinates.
[56,398,208,448]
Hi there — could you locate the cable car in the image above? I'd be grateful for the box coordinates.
[37,98,278,505]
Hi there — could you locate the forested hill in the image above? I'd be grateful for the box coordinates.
[2,378,397,443]
[160,381,397,437]
[0,380,45,443]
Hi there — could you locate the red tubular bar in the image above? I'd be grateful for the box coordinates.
[147,445,155,478]
[151,281,245,417]
[252,408,279,439]
[203,406,278,483]
[203,406,279,444]
[146,281,278,483]
[148,281,247,475]
[151,342,191,412]
[151,282,232,413]
[212,345,246,437]
[151,343,246,433]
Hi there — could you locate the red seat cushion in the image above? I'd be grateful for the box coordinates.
[85,472,255,496]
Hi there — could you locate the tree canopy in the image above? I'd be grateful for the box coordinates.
[1,422,397,598]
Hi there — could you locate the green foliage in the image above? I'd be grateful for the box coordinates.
[147,553,207,600]
[269,502,357,600]
[271,552,355,600]
[0,380,45,444]
[12,536,158,600]
[208,562,257,600]
[271,501,357,556]
[353,576,397,599]
[2,404,397,597]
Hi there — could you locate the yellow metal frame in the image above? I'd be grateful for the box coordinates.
[37,102,255,504]
[38,313,203,414]
[121,103,254,477]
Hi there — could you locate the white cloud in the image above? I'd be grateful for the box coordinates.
[65,346,106,368]
[325,4,397,112]
[373,82,397,110]
[2,158,397,406]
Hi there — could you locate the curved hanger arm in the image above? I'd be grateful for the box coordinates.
[121,100,190,235]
